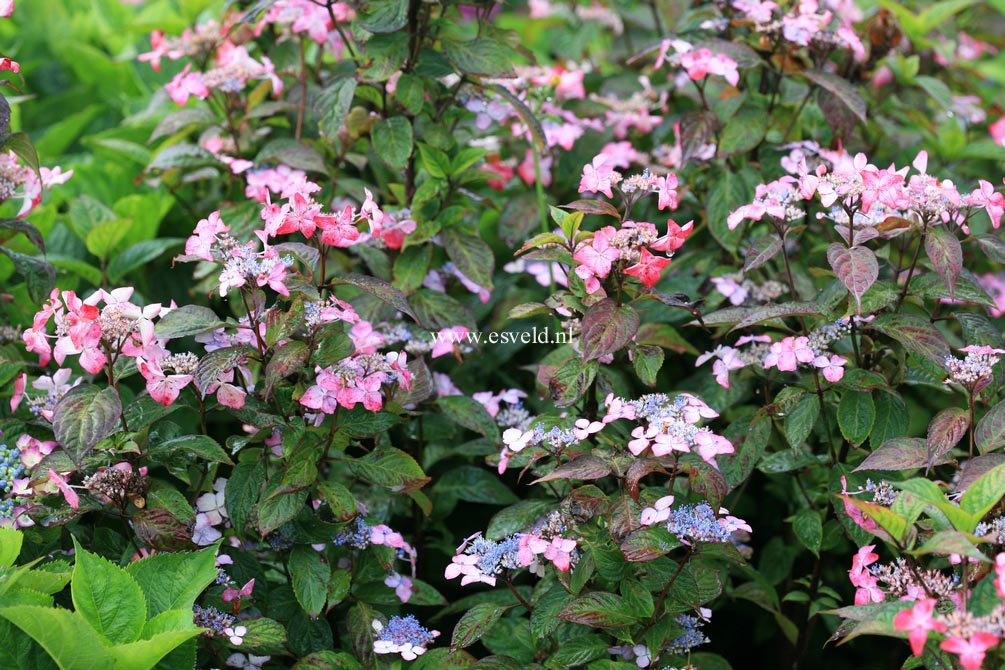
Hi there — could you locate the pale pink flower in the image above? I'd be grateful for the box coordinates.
[578,155,616,198]
[48,470,79,509]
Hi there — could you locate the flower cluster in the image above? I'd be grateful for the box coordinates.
[372,615,439,661]
[299,352,411,417]
[332,516,417,602]
[640,496,751,546]
[615,393,734,464]
[0,151,73,218]
[944,345,1005,393]
[445,511,580,586]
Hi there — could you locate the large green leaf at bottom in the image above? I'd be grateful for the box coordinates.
[0,606,113,670]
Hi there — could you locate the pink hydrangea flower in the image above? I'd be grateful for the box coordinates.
[578,155,617,198]
[894,598,947,656]
[941,633,999,670]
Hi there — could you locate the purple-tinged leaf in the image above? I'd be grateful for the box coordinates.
[52,385,123,466]
[580,299,640,361]
[561,199,622,220]
[911,530,989,562]
[532,456,612,484]
[558,592,641,629]
[515,232,566,256]
[926,407,970,466]
[869,313,952,366]
[827,244,878,313]
[855,438,950,472]
[803,70,867,123]
[733,301,826,331]
[977,398,1005,454]
[743,234,783,272]
[693,38,762,68]
[264,340,309,400]
[625,457,674,501]
[194,345,257,398]
[451,603,507,649]
[620,527,680,562]
[334,273,417,322]
[956,455,1005,494]
[960,462,1005,519]
[924,226,963,299]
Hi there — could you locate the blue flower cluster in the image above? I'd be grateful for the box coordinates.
[192,604,236,635]
[665,614,709,654]
[377,615,438,647]
[0,441,25,521]
[665,502,731,543]
[333,516,371,549]
[468,534,522,575]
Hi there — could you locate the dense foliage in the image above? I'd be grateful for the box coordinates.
[3,0,1005,669]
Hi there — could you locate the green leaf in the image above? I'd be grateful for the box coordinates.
[792,509,822,556]
[432,466,519,507]
[0,606,112,670]
[442,225,495,290]
[125,546,219,619]
[707,167,757,252]
[549,358,599,409]
[451,603,507,649]
[149,435,233,465]
[317,77,357,140]
[870,392,908,449]
[719,104,768,156]
[108,628,200,670]
[837,391,875,447]
[347,447,429,493]
[293,651,362,670]
[409,289,475,331]
[317,478,358,522]
[256,138,327,174]
[357,0,408,32]
[372,117,413,171]
[290,547,330,619]
[154,305,225,339]
[486,500,552,539]
[149,108,218,142]
[226,460,265,538]
[443,37,516,77]
[394,73,425,115]
[52,385,122,466]
[580,299,640,361]
[85,219,133,262]
[558,591,640,629]
[70,538,145,644]
[107,239,183,282]
[961,463,1005,520]
[257,483,309,537]
[785,394,820,448]
[393,245,432,294]
[436,396,499,438]
[0,528,22,568]
[631,344,664,387]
